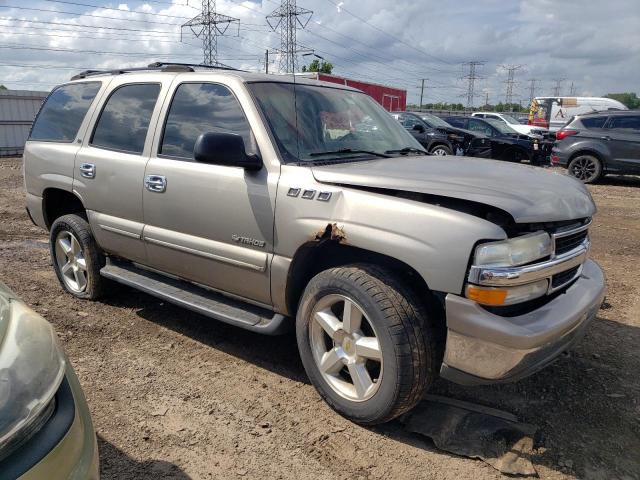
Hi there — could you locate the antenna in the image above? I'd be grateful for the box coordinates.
[267,0,313,73]
[181,0,239,66]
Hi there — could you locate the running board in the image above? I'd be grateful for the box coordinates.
[100,259,290,335]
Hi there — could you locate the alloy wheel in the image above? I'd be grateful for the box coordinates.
[54,231,88,293]
[571,156,598,181]
[309,294,383,402]
[431,147,449,156]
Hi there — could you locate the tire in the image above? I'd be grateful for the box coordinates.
[50,213,106,300]
[296,264,438,425]
[567,154,602,183]
[429,144,452,156]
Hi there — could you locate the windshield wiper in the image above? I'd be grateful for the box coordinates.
[385,147,428,156]
[308,148,391,158]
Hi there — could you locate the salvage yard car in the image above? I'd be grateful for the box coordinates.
[471,111,547,137]
[552,110,640,183]
[0,282,98,479]
[391,111,492,157]
[23,63,605,425]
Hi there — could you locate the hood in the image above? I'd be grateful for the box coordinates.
[311,156,596,224]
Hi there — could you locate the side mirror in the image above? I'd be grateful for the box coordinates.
[193,132,262,171]
[412,124,426,133]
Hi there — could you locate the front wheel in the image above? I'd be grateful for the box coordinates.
[296,264,438,425]
[567,154,602,183]
[429,144,452,156]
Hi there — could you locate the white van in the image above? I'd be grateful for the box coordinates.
[528,97,627,131]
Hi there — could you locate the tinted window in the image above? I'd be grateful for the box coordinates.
[400,115,421,129]
[468,119,494,136]
[161,83,256,159]
[580,117,607,129]
[30,82,101,142]
[607,116,640,130]
[91,83,160,154]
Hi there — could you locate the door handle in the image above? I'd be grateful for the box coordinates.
[79,163,96,179]
[144,175,167,193]
[601,136,611,141]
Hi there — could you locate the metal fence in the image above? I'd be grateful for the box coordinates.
[0,89,49,157]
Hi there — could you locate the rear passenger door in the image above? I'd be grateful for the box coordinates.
[141,81,275,306]
[73,78,169,263]
[604,115,640,172]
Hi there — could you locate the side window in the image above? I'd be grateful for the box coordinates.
[580,117,607,129]
[91,83,161,154]
[401,115,420,129]
[30,82,101,142]
[160,83,256,160]
[468,119,493,136]
[607,116,640,131]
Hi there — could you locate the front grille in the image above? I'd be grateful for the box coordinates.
[555,230,588,255]
[552,265,580,289]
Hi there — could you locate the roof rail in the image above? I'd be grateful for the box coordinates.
[70,62,244,81]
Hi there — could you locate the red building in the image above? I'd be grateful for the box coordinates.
[301,73,407,112]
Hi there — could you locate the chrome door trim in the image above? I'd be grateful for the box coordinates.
[143,236,267,272]
[98,224,142,240]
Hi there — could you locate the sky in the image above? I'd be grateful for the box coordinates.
[1,0,639,106]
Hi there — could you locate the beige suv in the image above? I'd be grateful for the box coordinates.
[23,63,605,425]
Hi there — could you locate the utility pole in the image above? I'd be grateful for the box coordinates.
[527,78,539,105]
[267,0,313,73]
[552,78,566,97]
[265,49,269,74]
[417,78,428,110]
[460,61,485,110]
[569,81,577,96]
[501,64,524,111]
[181,0,239,66]
[484,91,489,108]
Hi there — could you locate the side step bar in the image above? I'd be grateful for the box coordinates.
[100,259,290,335]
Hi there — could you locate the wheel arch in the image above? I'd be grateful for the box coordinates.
[42,187,86,229]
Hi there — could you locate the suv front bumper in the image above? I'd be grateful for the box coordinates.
[440,259,605,385]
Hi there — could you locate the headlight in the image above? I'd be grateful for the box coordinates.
[473,232,552,267]
[466,279,549,306]
[0,296,66,462]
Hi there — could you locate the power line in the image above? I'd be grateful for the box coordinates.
[552,78,566,96]
[40,0,197,19]
[267,0,313,73]
[527,78,540,104]
[0,16,180,33]
[181,0,240,66]
[460,61,485,109]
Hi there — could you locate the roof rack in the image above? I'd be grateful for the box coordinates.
[70,62,244,81]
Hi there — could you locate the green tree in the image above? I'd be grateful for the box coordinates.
[302,59,333,74]
[0,84,7,90]
[605,93,640,109]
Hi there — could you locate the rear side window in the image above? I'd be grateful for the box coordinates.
[29,82,101,142]
[160,83,256,159]
[91,83,161,154]
[607,115,640,130]
[580,117,607,129]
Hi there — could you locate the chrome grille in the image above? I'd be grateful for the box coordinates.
[551,220,591,258]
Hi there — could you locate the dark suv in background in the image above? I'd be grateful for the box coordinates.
[391,111,491,157]
[552,111,640,183]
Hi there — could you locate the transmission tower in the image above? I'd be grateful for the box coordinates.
[267,0,313,73]
[460,61,485,109]
[501,64,524,109]
[181,0,239,66]
[527,78,539,104]
[552,78,566,97]
[569,81,578,96]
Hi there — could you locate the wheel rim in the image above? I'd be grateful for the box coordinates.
[309,294,383,402]
[54,231,88,293]
[571,157,597,181]
[432,147,448,156]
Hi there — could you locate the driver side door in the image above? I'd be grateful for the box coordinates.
[141,81,276,305]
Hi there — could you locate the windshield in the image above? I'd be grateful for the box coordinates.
[500,114,521,125]
[485,118,519,135]
[420,113,451,128]
[248,82,423,163]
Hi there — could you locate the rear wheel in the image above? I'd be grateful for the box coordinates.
[50,214,106,300]
[568,154,602,183]
[429,144,452,156]
[296,264,438,425]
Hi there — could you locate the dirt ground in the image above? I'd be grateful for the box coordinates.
[1,156,638,480]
